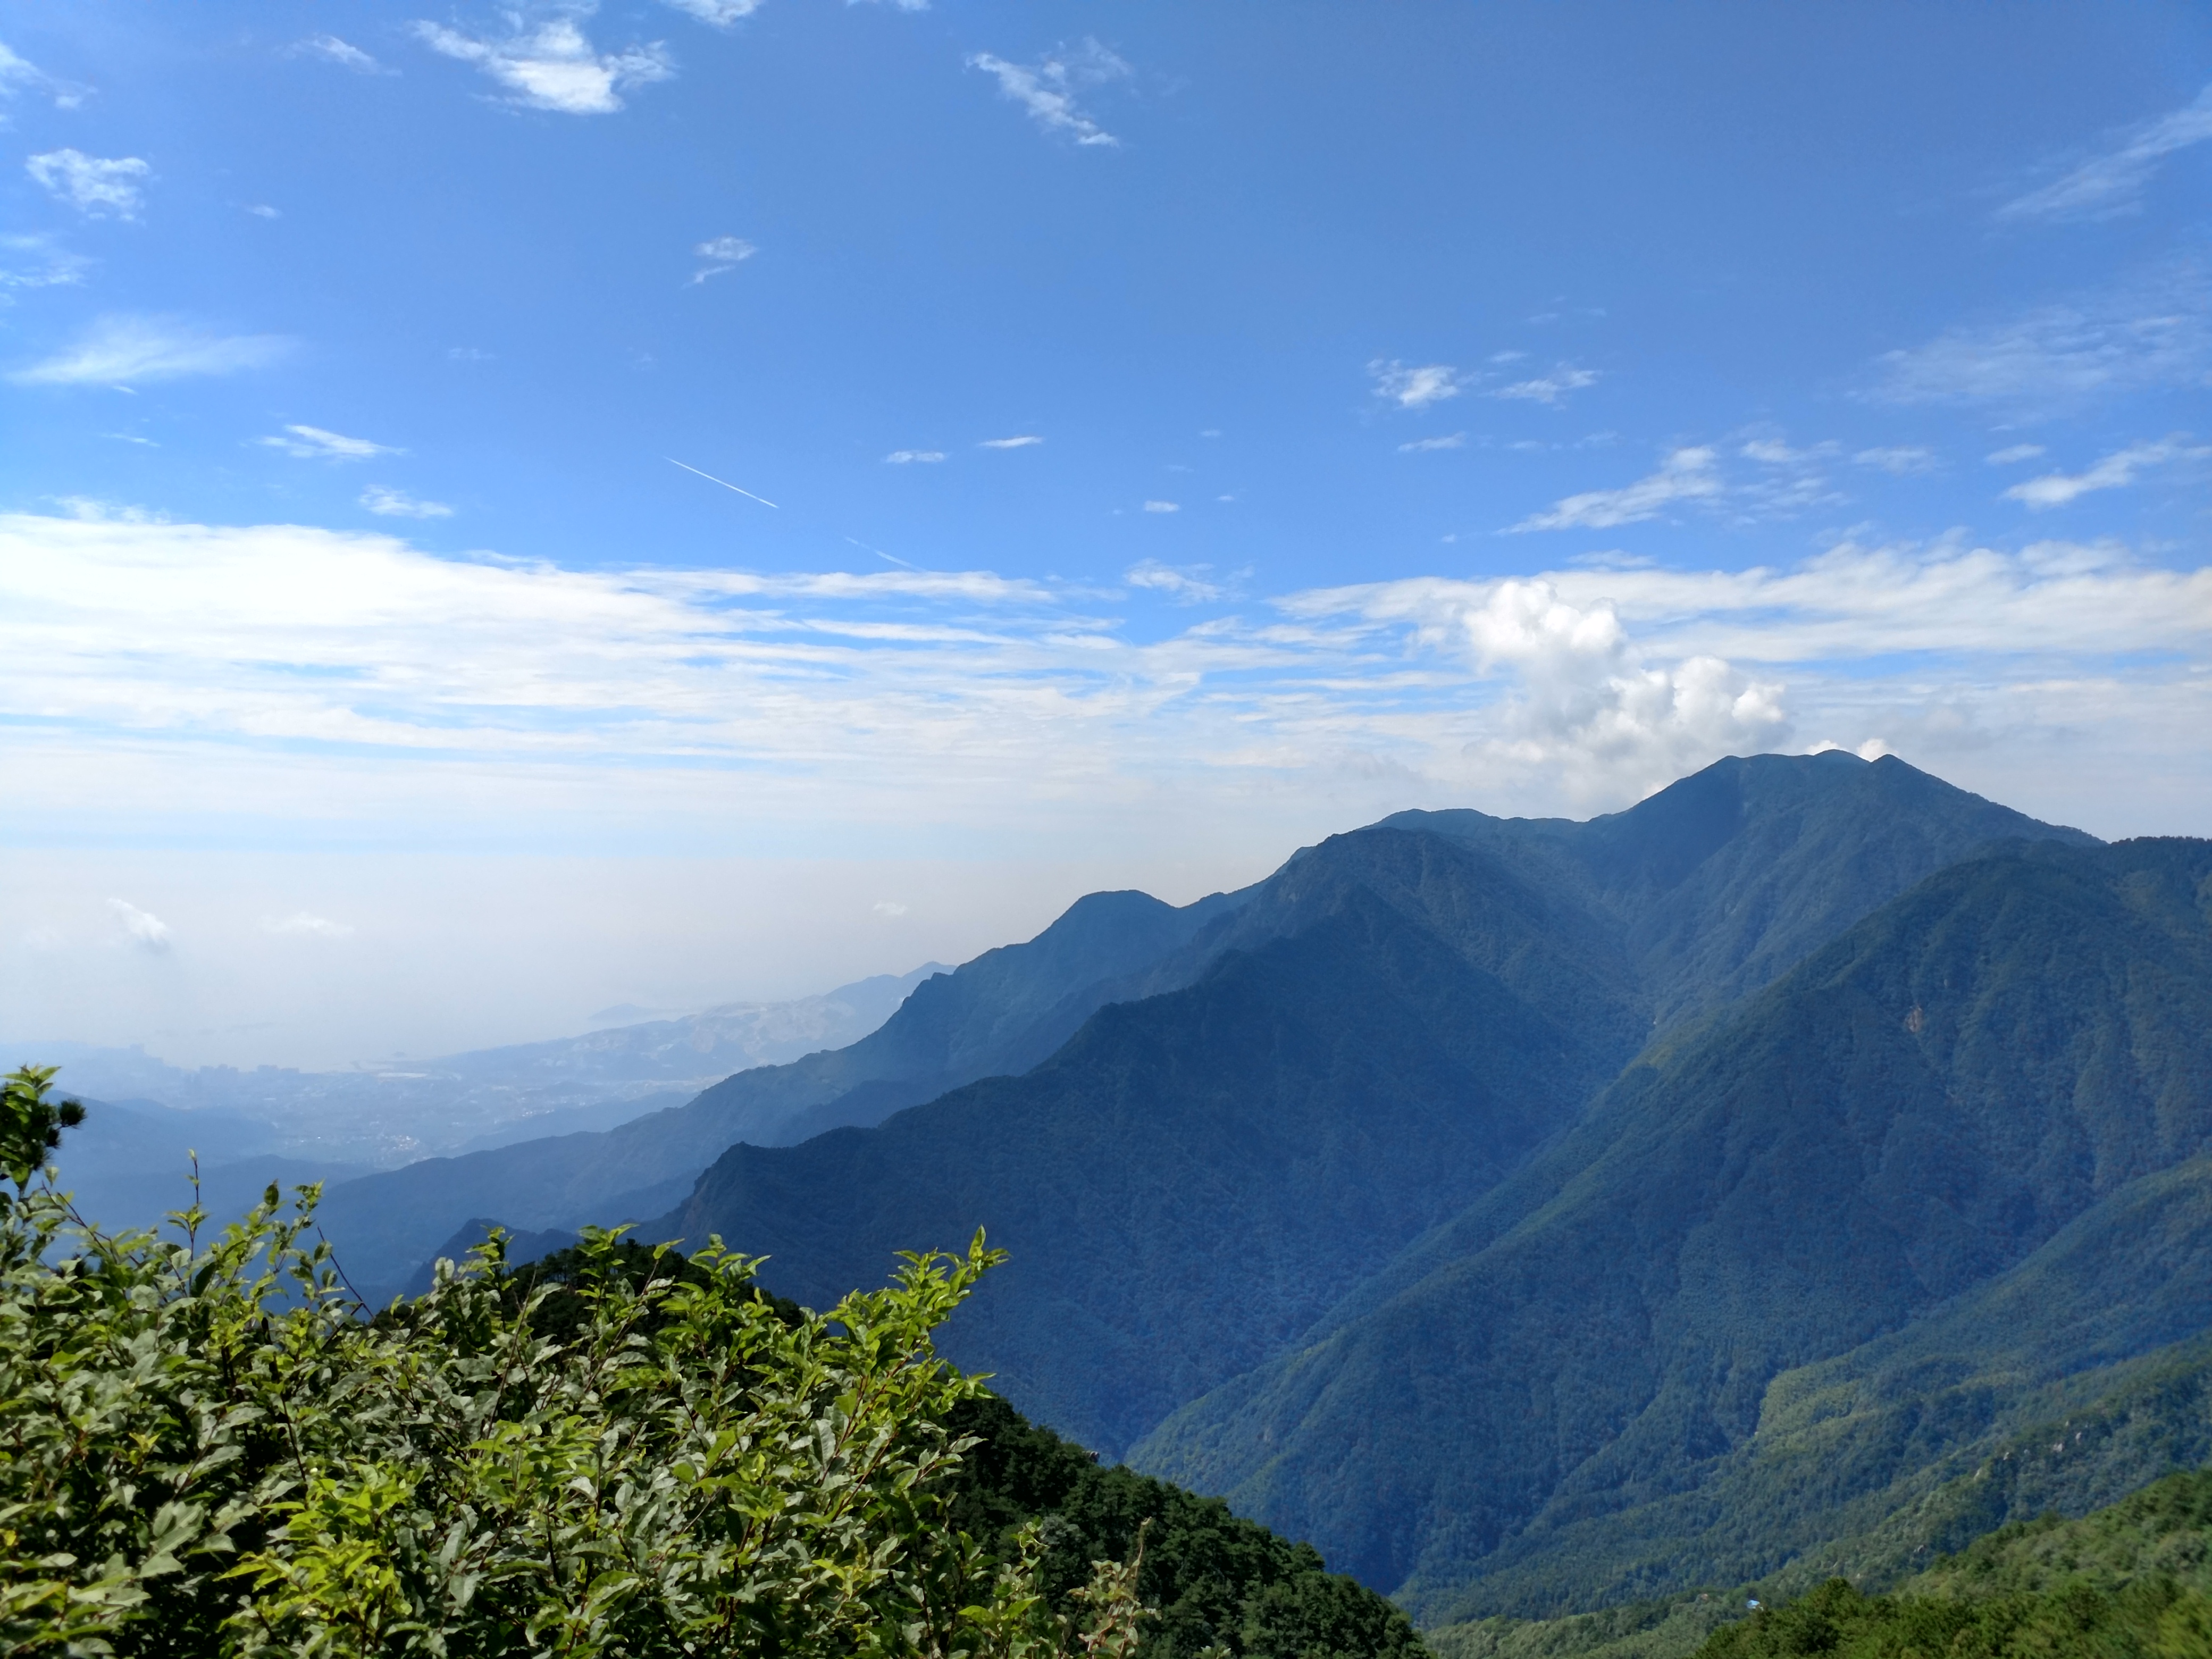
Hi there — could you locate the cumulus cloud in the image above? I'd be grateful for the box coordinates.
[360,486,454,518]
[981,434,1044,449]
[1491,363,1600,405]
[1370,359,1463,410]
[260,424,400,462]
[884,449,945,465]
[1399,433,1465,453]
[107,898,170,950]
[1508,447,1723,531]
[968,38,1128,147]
[412,15,674,115]
[293,34,389,73]
[10,316,294,386]
[2002,435,2208,509]
[2000,83,2212,222]
[27,150,152,219]
[689,234,756,284]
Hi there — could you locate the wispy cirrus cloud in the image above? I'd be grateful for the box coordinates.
[27,150,151,219]
[0,40,88,108]
[1370,359,1463,410]
[5,514,2211,843]
[982,434,1043,449]
[1508,447,1723,531]
[10,316,294,387]
[967,39,1128,147]
[884,449,945,465]
[361,486,454,518]
[661,0,765,25]
[2002,435,2209,509]
[1491,363,1600,405]
[412,14,673,115]
[1987,443,2046,466]
[0,233,91,292]
[261,424,401,462]
[689,234,756,284]
[1869,261,2212,411]
[2000,83,2212,222]
[1399,433,1465,453]
[1854,445,1937,475]
[1126,560,1226,603]
[291,34,391,74]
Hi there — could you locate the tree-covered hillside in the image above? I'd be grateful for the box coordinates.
[1691,1468,2212,1658]
[1133,836,2212,1615]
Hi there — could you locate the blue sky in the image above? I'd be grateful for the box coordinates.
[4,3,2211,1064]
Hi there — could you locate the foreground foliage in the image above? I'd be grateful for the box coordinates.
[0,1065,1146,1657]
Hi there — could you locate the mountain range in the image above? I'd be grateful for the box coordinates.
[43,748,2212,1639]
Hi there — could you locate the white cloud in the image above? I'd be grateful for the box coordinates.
[967,39,1129,147]
[982,434,1044,449]
[1508,447,1723,531]
[872,899,909,917]
[1398,433,1465,453]
[2000,83,2212,221]
[663,0,765,25]
[1370,359,1463,410]
[1126,560,1222,602]
[1871,262,2212,409]
[689,234,756,283]
[6,514,2212,858]
[10,316,294,386]
[0,40,86,107]
[1142,499,1179,514]
[1987,443,2046,466]
[245,203,282,219]
[412,16,674,115]
[884,450,945,465]
[294,34,388,73]
[1854,445,1937,475]
[2002,435,2208,509]
[1491,363,1600,405]
[0,233,91,291]
[361,487,454,519]
[107,898,170,950]
[27,150,152,220]
[261,424,401,462]
[265,912,355,939]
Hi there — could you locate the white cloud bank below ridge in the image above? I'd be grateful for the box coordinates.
[4,514,2211,856]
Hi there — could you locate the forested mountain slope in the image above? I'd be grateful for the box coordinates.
[650,753,2094,1465]
[1131,837,2212,1616]
[319,885,1249,1298]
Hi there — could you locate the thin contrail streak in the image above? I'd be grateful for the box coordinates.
[666,456,779,508]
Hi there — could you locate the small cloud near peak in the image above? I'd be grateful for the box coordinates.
[108,898,171,951]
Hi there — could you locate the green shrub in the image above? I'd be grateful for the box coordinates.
[0,1066,1143,1658]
